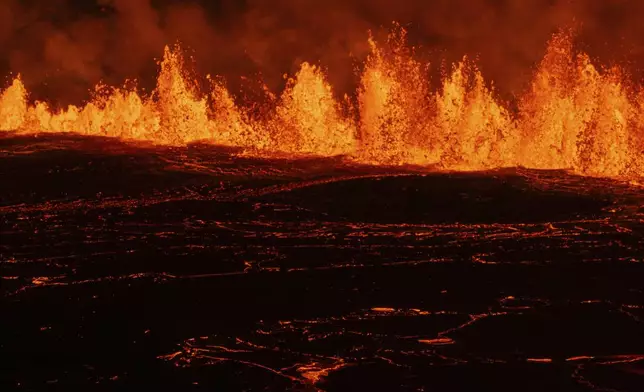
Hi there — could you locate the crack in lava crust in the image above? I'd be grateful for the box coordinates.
[1,121,643,391]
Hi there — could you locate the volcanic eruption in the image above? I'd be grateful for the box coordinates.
[1,25,642,178]
[2,2,644,391]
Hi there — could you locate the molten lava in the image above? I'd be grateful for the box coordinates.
[1,27,642,178]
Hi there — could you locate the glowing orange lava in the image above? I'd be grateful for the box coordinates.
[1,27,642,178]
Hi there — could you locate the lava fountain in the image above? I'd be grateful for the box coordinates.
[0,26,642,179]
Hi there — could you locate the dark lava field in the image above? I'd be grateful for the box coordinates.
[1,134,643,391]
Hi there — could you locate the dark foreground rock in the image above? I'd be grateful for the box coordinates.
[1,134,643,391]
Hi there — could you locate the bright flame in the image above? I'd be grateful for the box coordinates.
[519,31,636,177]
[273,62,356,155]
[435,60,518,170]
[358,30,437,165]
[0,77,28,130]
[0,27,642,179]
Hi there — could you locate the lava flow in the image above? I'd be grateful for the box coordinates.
[0,27,643,178]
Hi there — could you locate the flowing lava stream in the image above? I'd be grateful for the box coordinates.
[0,26,643,178]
